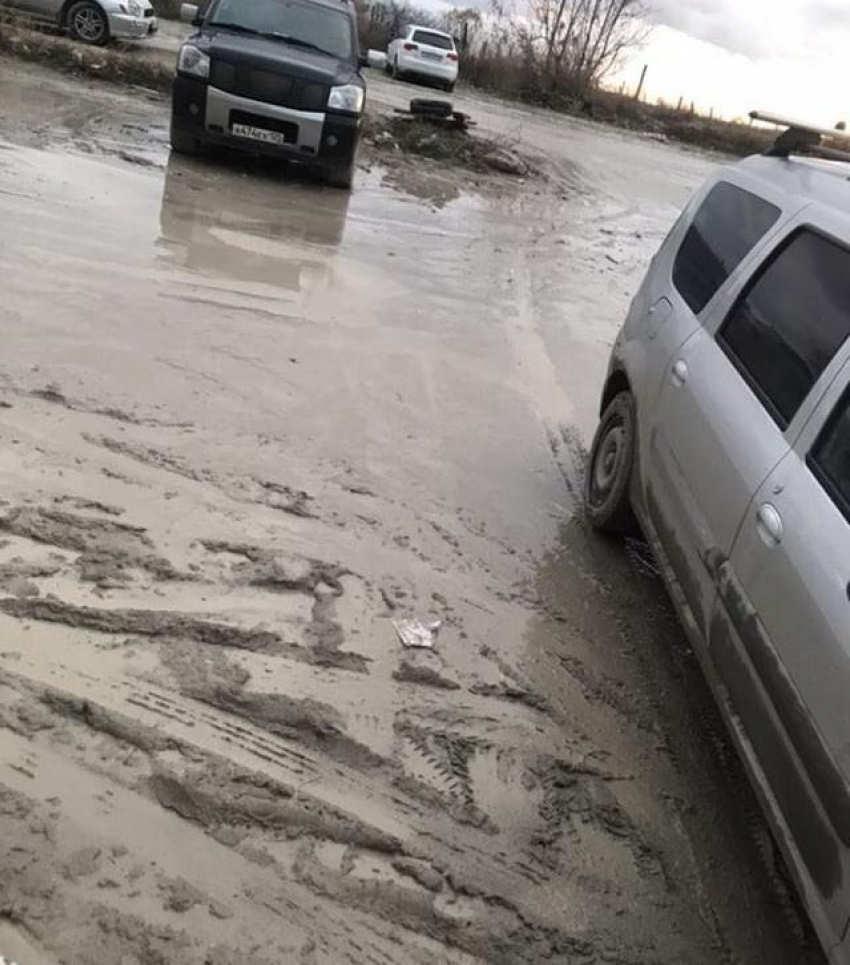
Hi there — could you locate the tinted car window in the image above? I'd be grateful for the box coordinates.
[210,0,353,59]
[719,230,850,428]
[411,30,454,49]
[673,182,780,315]
[811,387,850,521]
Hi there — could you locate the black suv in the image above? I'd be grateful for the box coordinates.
[171,0,367,189]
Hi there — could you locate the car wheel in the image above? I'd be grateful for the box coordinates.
[169,122,199,156]
[445,82,455,94]
[585,391,638,535]
[325,156,355,191]
[67,0,109,45]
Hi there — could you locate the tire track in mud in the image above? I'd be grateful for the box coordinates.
[0,504,186,584]
[0,340,720,965]
[0,663,641,965]
[83,432,316,518]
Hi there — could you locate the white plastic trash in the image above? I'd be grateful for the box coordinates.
[393,618,442,649]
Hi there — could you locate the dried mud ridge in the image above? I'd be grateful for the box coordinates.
[85,434,316,518]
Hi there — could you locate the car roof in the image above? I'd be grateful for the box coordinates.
[735,154,850,220]
[301,0,356,16]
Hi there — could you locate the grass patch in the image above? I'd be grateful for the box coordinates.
[574,91,773,156]
[0,16,172,92]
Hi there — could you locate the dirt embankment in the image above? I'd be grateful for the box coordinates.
[0,15,173,91]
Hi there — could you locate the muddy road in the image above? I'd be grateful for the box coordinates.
[0,55,827,965]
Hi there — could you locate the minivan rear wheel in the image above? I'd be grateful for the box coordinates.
[585,391,638,535]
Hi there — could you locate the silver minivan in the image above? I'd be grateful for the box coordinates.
[586,119,850,963]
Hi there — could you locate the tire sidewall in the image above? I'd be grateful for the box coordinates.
[585,391,637,530]
[69,1,109,45]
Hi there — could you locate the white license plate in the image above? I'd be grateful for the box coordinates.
[421,51,441,61]
[231,123,289,146]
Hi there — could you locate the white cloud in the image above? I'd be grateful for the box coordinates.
[613,2,850,128]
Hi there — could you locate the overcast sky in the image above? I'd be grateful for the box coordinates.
[614,0,849,125]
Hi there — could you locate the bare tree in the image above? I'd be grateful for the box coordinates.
[533,0,648,94]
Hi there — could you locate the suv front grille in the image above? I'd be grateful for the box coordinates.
[210,60,329,112]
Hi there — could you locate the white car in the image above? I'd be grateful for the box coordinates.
[387,25,458,93]
[0,0,157,44]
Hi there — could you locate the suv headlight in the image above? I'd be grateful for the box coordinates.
[178,45,210,80]
[328,84,364,114]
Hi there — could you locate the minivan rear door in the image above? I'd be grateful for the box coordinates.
[641,175,795,636]
[725,353,850,943]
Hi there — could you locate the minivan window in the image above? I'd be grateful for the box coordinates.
[811,387,850,522]
[718,230,850,428]
[673,182,780,315]
[210,0,353,59]
[411,30,454,49]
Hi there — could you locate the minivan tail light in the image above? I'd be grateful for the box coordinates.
[447,52,458,61]
[403,42,418,50]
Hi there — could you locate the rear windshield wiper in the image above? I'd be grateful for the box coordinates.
[264,33,335,57]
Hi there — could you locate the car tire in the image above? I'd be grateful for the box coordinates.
[585,391,639,535]
[445,82,455,94]
[67,0,109,45]
[169,122,199,156]
[325,156,355,191]
[409,98,453,117]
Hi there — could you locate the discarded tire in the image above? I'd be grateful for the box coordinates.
[409,99,453,119]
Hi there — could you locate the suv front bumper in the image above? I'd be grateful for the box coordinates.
[172,76,360,169]
[109,12,158,38]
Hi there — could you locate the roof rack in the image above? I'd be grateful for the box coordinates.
[751,110,850,163]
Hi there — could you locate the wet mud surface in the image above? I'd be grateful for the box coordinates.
[0,55,828,964]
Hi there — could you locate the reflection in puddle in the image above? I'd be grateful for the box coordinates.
[157,154,351,292]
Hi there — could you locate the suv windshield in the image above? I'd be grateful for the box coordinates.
[210,0,353,59]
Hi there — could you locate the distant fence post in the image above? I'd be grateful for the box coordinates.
[634,64,648,101]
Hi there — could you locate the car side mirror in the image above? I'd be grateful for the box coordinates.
[180,3,200,24]
[366,49,386,70]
